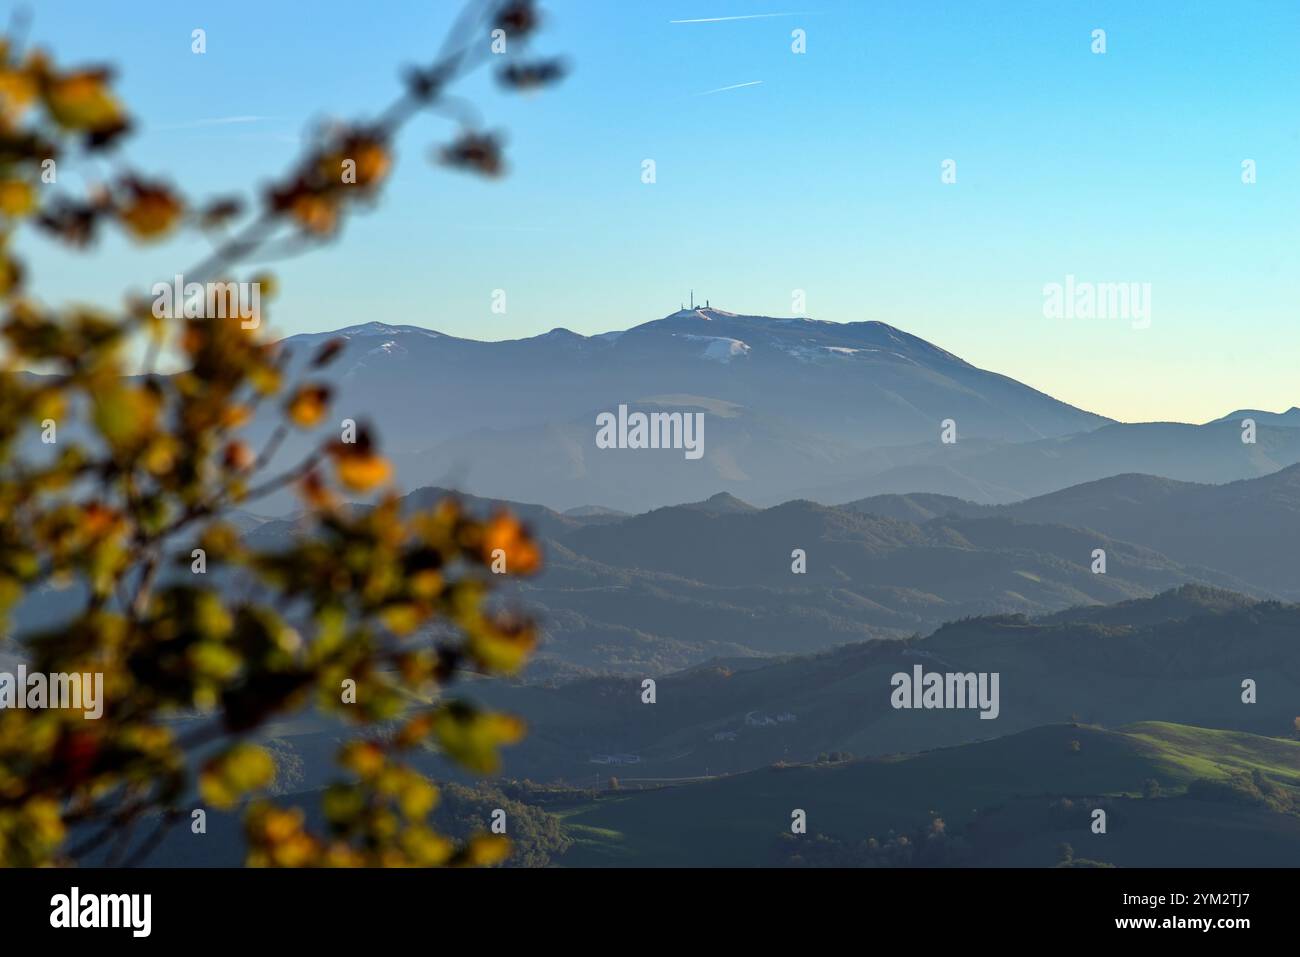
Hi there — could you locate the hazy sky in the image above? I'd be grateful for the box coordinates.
[27,0,1300,423]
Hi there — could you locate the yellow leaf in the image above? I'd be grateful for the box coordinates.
[93,384,159,453]
[0,180,36,217]
[142,434,179,476]
[462,833,511,867]
[431,705,525,774]
[467,618,537,675]
[200,743,275,809]
[334,452,391,492]
[0,68,37,120]
[380,602,423,636]
[43,70,124,132]
[396,773,438,821]
[0,255,22,298]
[248,364,282,396]
[400,826,454,866]
[340,740,385,779]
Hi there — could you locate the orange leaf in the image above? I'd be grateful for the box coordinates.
[285,385,331,428]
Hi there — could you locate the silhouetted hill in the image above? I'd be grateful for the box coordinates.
[467,590,1300,781]
[841,492,990,523]
[205,484,1265,678]
[1005,466,1300,598]
[1035,583,1259,627]
[555,722,1300,866]
[678,492,758,514]
[845,465,1300,599]
[811,419,1300,506]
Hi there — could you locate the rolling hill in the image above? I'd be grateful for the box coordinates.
[847,464,1300,599]
[556,722,1300,867]
[226,484,1258,677]
[466,587,1300,782]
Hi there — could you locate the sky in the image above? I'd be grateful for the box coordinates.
[23,0,1300,423]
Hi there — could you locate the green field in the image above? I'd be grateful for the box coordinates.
[554,722,1300,867]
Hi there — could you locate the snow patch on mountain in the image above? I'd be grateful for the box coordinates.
[680,334,751,362]
[366,340,406,357]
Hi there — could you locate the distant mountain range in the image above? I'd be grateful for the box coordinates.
[219,477,1268,678]
[801,419,1300,506]
[253,309,1300,513]
[59,466,1294,869]
[846,463,1300,599]
[278,307,1107,447]
[214,460,1290,681]
[15,463,1297,679]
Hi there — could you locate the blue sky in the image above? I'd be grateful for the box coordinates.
[23,0,1300,422]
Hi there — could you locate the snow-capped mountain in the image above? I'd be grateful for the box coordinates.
[278,306,1108,445]
[260,308,1298,513]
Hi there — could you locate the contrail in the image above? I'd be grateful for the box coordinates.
[671,13,803,23]
[696,80,763,96]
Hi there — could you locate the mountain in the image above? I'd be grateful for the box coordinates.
[253,313,1300,513]
[212,484,1260,679]
[997,465,1300,598]
[559,498,1244,596]
[10,472,1273,678]
[1033,583,1259,627]
[1210,407,1300,427]
[104,583,1300,867]
[803,418,1300,505]
[562,505,630,522]
[258,309,1111,513]
[121,717,1300,868]
[677,492,758,515]
[835,492,990,523]
[846,465,1300,599]
[555,722,1300,867]
[467,588,1300,783]
[279,308,1108,447]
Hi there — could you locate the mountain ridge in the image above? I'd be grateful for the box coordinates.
[253,311,1300,513]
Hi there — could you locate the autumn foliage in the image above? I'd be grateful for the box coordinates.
[0,1,563,866]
